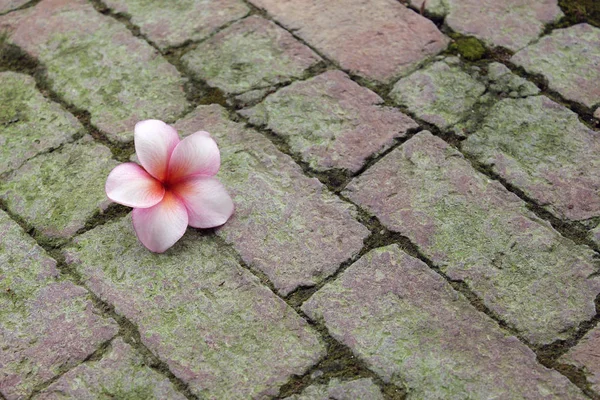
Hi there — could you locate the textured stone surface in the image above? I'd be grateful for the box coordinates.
[102,0,249,49]
[0,0,187,142]
[247,0,449,83]
[182,16,321,95]
[173,105,369,295]
[0,0,29,14]
[463,96,600,222]
[560,327,600,395]
[0,210,118,400]
[411,0,563,51]
[512,24,600,108]
[64,216,325,399]
[0,138,118,241]
[486,62,540,97]
[389,60,485,129]
[0,71,82,175]
[303,245,586,399]
[34,338,186,400]
[242,70,418,172]
[344,132,600,345]
[284,378,384,400]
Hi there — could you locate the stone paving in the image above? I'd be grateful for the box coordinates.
[0,0,599,399]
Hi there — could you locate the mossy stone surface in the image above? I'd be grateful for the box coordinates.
[35,338,186,400]
[463,96,600,222]
[303,245,586,399]
[559,326,600,396]
[0,0,188,142]
[284,378,384,400]
[0,71,82,175]
[102,0,249,50]
[182,16,321,95]
[0,210,118,400]
[173,105,369,295]
[0,138,118,242]
[241,70,418,173]
[64,216,325,399]
[512,23,600,108]
[390,60,485,129]
[344,132,600,346]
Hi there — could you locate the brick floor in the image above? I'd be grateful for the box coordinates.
[2,0,600,397]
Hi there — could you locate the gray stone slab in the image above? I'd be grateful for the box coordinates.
[0,210,118,400]
[242,70,418,172]
[284,378,384,400]
[63,216,325,399]
[182,15,321,95]
[344,132,600,345]
[102,0,249,49]
[560,326,600,396]
[0,138,118,241]
[303,244,586,399]
[512,24,600,108]
[34,338,186,400]
[247,0,449,83]
[0,71,82,175]
[173,105,369,296]
[0,0,187,142]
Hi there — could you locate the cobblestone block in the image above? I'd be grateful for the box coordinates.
[0,0,29,14]
[303,245,586,399]
[102,0,249,49]
[485,62,540,97]
[247,0,448,83]
[344,132,600,345]
[512,24,600,108]
[173,105,369,295]
[64,216,325,399]
[463,96,600,222]
[0,210,118,400]
[0,71,82,175]
[34,338,186,400]
[389,60,485,130]
[182,16,321,95]
[0,0,187,142]
[0,138,118,241]
[411,0,562,51]
[242,70,418,173]
[284,378,384,400]
[560,327,600,396]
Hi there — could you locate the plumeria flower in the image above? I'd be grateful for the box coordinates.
[105,120,234,253]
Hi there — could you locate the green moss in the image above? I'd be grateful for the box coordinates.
[557,0,600,28]
[450,37,486,61]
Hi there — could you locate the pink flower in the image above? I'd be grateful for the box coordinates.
[105,120,234,253]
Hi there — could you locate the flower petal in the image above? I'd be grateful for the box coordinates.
[132,191,189,253]
[167,132,220,182]
[135,120,180,181]
[105,163,165,208]
[173,177,234,228]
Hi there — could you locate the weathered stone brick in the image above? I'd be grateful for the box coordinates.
[411,0,562,51]
[512,24,600,108]
[241,70,418,173]
[246,0,449,84]
[303,245,586,399]
[181,16,321,95]
[173,105,369,295]
[389,59,485,130]
[102,0,249,49]
[34,338,186,400]
[485,62,540,98]
[63,216,325,399]
[284,378,384,400]
[0,0,29,14]
[560,327,600,396]
[463,96,600,222]
[344,132,600,345]
[0,138,118,241]
[0,71,82,175]
[0,210,118,400]
[0,0,187,142]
